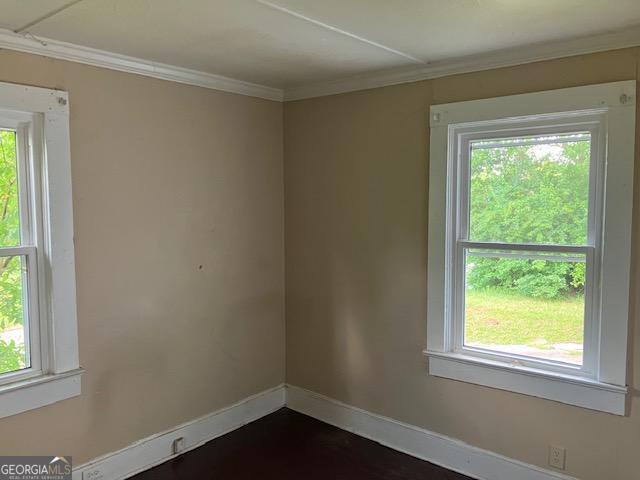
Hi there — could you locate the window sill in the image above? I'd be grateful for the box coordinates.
[423,350,626,415]
[0,368,83,419]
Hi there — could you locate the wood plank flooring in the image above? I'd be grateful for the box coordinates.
[131,408,472,480]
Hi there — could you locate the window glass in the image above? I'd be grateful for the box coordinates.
[463,249,586,366]
[0,130,27,375]
[469,133,591,245]
[0,255,27,374]
[0,130,20,246]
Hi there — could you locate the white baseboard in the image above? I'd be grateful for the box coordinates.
[72,383,577,480]
[72,384,286,480]
[286,384,577,480]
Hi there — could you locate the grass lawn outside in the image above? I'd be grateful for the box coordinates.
[464,289,584,364]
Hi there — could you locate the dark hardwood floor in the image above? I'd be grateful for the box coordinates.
[132,408,471,480]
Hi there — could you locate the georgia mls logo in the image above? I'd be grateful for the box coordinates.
[49,457,71,472]
[0,456,72,480]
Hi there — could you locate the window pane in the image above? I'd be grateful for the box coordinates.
[464,250,585,365]
[0,130,21,247]
[0,255,27,374]
[469,133,591,245]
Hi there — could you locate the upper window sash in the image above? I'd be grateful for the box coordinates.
[452,116,605,249]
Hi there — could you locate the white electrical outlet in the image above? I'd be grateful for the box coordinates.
[549,445,566,470]
[172,437,186,455]
[83,467,105,480]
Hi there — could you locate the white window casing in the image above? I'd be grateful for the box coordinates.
[0,81,81,418]
[425,81,636,415]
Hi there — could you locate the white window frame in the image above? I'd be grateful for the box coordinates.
[0,81,81,419]
[425,81,635,415]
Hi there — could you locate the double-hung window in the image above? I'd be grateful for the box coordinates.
[0,81,81,418]
[0,111,42,381]
[426,81,635,415]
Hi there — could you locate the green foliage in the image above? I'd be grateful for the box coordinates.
[0,130,25,372]
[0,339,25,374]
[0,257,23,330]
[467,138,590,299]
[0,130,20,246]
[0,131,22,330]
[467,257,574,299]
[570,262,586,289]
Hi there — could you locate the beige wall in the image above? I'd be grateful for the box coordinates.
[284,48,640,480]
[2,43,639,478]
[0,50,285,463]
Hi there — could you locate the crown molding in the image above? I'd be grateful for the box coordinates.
[284,25,640,101]
[1,24,639,103]
[0,28,284,102]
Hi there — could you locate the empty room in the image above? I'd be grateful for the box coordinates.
[0,1,638,479]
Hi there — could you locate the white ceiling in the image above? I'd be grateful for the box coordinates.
[1,0,640,92]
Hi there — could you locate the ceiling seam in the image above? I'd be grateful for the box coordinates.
[283,26,640,101]
[255,0,425,64]
[2,21,639,102]
[14,0,86,34]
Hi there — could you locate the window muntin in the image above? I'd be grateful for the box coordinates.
[451,121,602,375]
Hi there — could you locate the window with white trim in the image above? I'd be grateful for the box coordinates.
[425,81,635,415]
[0,81,81,419]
